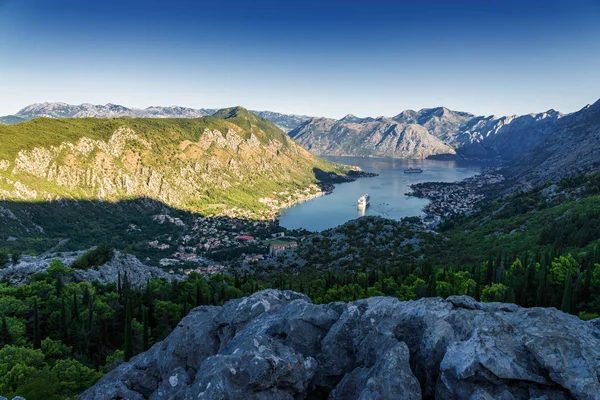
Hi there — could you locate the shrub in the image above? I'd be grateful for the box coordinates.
[71,244,114,270]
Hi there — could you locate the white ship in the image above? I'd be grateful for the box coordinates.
[357,193,370,210]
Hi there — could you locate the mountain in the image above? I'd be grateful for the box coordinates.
[10,102,214,119]
[252,110,312,132]
[0,107,346,223]
[0,102,312,132]
[289,116,456,159]
[392,106,475,145]
[80,289,600,399]
[507,100,600,189]
[289,105,572,161]
[0,115,26,124]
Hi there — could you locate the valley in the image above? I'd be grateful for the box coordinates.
[1,103,600,400]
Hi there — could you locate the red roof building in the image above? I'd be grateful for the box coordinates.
[236,235,254,242]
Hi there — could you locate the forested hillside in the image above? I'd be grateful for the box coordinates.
[2,172,600,398]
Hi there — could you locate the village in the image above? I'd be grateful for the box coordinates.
[144,186,321,276]
[142,171,381,276]
[407,172,505,226]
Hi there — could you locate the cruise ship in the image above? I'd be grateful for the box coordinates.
[357,193,370,209]
[404,167,423,174]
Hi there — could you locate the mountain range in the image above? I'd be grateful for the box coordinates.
[0,102,312,132]
[289,106,568,161]
[2,99,600,189]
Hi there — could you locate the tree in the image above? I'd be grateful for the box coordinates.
[124,301,133,362]
[33,298,41,349]
[11,252,21,265]
[0,251,9,268]
[142,307,150,352]
[482,283,508,302]
[561,274,573,314]
[0,316,11,348]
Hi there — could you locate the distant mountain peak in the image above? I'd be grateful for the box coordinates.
[338,114,370,123]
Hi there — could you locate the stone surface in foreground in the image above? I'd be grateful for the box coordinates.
[79,290,600,400]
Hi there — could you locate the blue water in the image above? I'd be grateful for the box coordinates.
[278,156,481,231]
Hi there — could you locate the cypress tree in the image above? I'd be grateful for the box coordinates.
[87,296,94,331]
[195,282,202,306]
[72,290,80,322]
[33,298,41,349]
[536,264,547,307]
[124,301,133,361]
[0,316,11,348]
[485,256,493,285]
[584,260,593,302]
[428,273,437,297]
[60,297,67,342]
[142,307,149,351]
[561,274,573,314]
[117,271,122,299]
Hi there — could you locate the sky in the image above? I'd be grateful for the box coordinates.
[0,0,599,118]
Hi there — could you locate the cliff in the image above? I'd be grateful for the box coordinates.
[80,289,600,399]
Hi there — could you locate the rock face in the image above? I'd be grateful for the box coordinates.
[80,290,600,400]
[0,250,182,287]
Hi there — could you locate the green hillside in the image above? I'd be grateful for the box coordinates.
[0,109,350,252]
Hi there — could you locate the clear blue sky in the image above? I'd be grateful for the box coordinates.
[0,0,599,118]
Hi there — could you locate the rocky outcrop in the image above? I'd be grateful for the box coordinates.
[0,250,182,287]
[80,290,600,400]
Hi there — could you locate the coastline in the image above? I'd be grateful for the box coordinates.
[406,170,505,226]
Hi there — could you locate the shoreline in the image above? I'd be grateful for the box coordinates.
[406,170,505,226]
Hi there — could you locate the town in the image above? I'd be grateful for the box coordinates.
[407,172,505,225]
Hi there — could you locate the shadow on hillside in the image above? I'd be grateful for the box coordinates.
[0,197,287,261]
[0,167,370,256]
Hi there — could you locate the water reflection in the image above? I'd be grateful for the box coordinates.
[278,156,481,231]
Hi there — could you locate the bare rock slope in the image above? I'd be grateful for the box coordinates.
[80,290,600,400]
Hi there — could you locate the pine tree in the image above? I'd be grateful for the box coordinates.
[142,307,150,351]
[0,316,11,348]
[33,298,41,349]
[124,301,133,361]
[561,274,573,314]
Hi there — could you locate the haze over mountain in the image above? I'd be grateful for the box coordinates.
[0,102,312,132]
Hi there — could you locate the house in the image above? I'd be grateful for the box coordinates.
[236,235,255,242]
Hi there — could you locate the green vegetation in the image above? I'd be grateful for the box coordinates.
[0,259,261,399]
[71,244,115,270]
[0,110,349,255]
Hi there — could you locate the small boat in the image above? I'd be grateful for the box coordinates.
[404,168,423,174]
[358,194,370,209]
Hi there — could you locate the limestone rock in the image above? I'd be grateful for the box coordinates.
[0,249,182,288]
[79,290,600,400]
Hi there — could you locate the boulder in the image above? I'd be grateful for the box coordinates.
[79,291,600,400]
